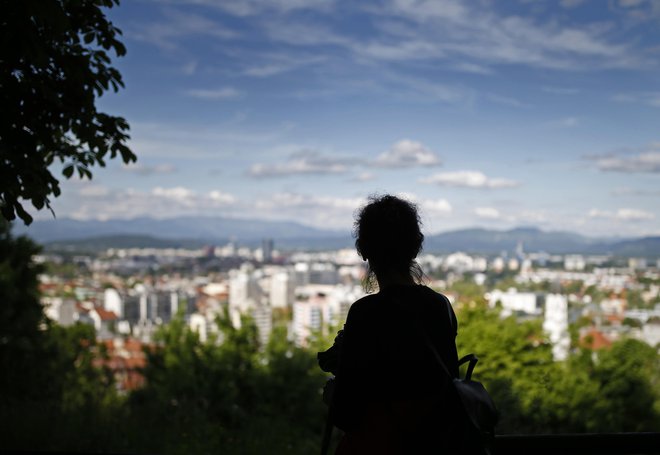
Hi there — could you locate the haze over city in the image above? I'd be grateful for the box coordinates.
[31,0,660,238]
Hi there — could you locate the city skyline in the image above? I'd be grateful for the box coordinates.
[32,0,660,238]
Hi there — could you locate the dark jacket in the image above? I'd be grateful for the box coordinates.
[323,284,460,453]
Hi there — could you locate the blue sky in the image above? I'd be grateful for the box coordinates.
[43,0,660,237]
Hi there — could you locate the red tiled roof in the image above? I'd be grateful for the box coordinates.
[94,307,118,321]
[579,328,612,350]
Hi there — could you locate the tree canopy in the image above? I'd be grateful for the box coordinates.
[0,0,135,224]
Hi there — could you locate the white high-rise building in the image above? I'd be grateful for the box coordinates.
[270,270,294,309]
[229,264,262,314]
[486,289,542,317]
[252,303,273,346]
[292,297,325,347]
[292,293,340,347]
[543,294,570,361]
[104,288,123,318]
[564,255,586,271]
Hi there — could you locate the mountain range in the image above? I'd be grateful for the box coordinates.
[12,216,660,257]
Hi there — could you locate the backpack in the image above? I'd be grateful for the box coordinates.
[420,302,499,455]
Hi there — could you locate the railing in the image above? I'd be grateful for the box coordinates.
[494,432,660,454]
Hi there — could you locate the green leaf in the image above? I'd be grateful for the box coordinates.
[62,165,74,178]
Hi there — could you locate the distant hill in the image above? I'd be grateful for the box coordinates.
[605,236,660,257]
[14,215,348,244]
[425,227,660,257]
[12,217,660,257]
[45,234,210,252]
[425,227,597,254]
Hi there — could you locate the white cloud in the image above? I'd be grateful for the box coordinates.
[78,185,110,197]
[378,0,639,70]
[587,209,610,218]
[152,186,196,202]
[68,186,238,220]
[248,150,357,177]
[243,54,326,77]
[591,147,660,173]
[172,0,334,17]
[420,199,453,215]
[128,8,238,51]
[127,121,294,159]
[350,172,376,182]
[420,170,519,189]
[588,208,655,221]
[453,62,493,75]
[475,207,501,219]
[617,208,655,221]
[374,140,442,168]
[122,163,176,175]
[251,192,365,229]
[209,190,237,204]
[186,87,242,100]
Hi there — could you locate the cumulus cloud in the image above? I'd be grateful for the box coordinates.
[419,170,519,189]
[248,150,357,178]
[590,148,660,173]
[209,190,236,204]
[420,199,453,215]
[374,140,442,168]
[69,185,237,220]
[475,207,501,219]
[588,208,655,221]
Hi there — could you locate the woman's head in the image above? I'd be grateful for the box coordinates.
[354,194,424,290]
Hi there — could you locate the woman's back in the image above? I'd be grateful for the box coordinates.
[331,285,460,453]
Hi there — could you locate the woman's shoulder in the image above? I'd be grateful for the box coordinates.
[348,293,380,314]
[419,285,451,302]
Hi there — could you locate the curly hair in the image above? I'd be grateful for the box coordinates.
[353,194,425,292]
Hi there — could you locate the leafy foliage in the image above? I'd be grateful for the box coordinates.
[0,222,117,450]
[455,302,660,434]
[0,0,135,224]
[129,313,327,454]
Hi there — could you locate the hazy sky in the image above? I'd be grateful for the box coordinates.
[43,0,660,237]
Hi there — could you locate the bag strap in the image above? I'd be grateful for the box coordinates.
[320,406,333,455]
[420,299,479,381]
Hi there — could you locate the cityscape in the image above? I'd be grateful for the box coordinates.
[37,237,660,393]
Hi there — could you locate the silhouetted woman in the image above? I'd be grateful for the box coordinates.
[318,194,459,454]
